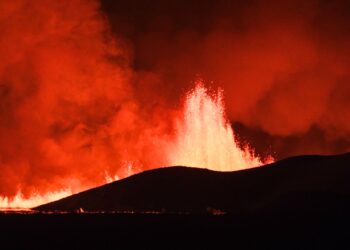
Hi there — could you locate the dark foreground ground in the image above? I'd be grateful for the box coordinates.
[0,212,349,249]
[36,153,350,214]
[3,153,350,249]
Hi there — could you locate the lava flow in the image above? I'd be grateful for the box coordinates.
[0,189,71,210]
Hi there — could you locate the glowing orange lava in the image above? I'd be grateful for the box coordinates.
[0,189,72,210]
[167,81,271,171]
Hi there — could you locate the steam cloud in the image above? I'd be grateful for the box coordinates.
[0,0,349,198]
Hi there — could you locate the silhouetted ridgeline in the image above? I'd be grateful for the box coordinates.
[35,153,350,215]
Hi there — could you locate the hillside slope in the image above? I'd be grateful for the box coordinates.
[35,153,350,214]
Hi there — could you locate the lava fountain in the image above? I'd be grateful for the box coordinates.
[167,81,270,171]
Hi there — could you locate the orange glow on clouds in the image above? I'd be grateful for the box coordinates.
[5,0,349,209]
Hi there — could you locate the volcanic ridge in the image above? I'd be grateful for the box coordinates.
[35,153,350,215]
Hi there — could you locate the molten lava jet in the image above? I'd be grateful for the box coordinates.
[167,82,269,171]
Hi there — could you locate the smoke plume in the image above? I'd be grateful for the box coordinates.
[102,0,350,158]
[0,0,171,197]
[0,0,349,199]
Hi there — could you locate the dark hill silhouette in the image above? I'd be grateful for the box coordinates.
[34,153,350,214]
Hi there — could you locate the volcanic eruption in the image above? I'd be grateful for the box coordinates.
[1,2,350,249]
[0,0,349,212]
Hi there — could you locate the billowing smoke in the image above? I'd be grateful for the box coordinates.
[0,0,172,198]
[0,0,349,200]
[103,0,350,158]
